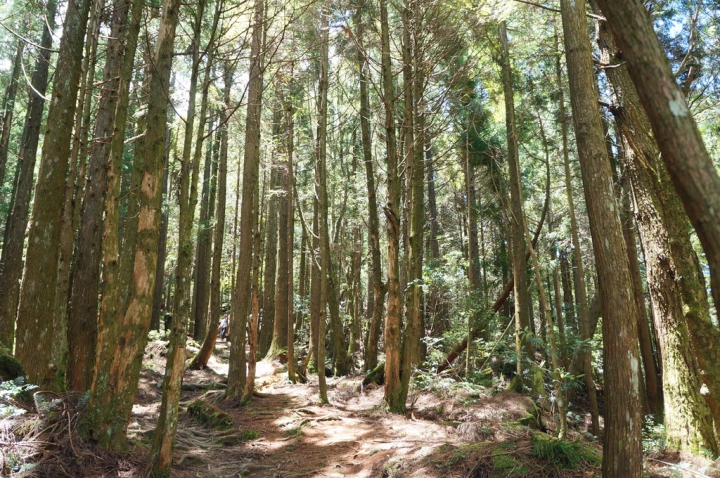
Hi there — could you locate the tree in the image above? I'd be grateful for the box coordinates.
[595,0,720,328]
[227,0,265,400]
[0,0,58,351]
[560,0,643,475]
[14,0,95,388]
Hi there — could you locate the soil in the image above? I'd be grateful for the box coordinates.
[3,338,720,477]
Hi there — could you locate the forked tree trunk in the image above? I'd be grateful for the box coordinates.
[83,0,175,451]
[560,1,643,475]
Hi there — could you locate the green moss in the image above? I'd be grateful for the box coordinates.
[187,399,233,430]
[240,429,259,441]
[363,362,385,386]
[0,354,24,381]
[492,454,529,476]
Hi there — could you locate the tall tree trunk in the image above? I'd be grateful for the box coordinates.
[400,2,423,407]
[499,22,532,388]
[67,0,134,392]
[380,0,403,412]
[595,0,720,325]
[151,0,221,470]
[151,122,173,331]
[0,0,57,351]
[191,119,216,340]
[560,1,643,475]
[284,78,296,383]
[594,8,719,452]
[0,39,25,188]
[555,30,600,434]
[227,0,265,399]
[355,1,385,372]
[264,164,282,358]
[241,180,262,403]
[14,0,95,387]
[83,0,174,450]
[315,5,330,402]
[190,63,233,370]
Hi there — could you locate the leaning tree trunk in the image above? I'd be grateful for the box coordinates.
[14,0,95,388]
[594,8,719,452]
[151,0,221,471]
[190,63,233,370]
[0,0,57,351]
[560,1,643,476]
[596,0,720,327]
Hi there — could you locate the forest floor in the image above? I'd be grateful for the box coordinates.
[3,338,720,477]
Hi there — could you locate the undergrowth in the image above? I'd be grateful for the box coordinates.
[531,433,601,469]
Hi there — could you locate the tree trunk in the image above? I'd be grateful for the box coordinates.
[67,0,134,393]
[595,0,720,326]
[380,0,403,412]
[560,1,643,475]
[14,0,95,388]
[190,63,233,370]
[555,29,600,435]
[151,0,221,471]
[355,2,385,372]
[227,0,265,399]
[594,8,719,452]
[0,0,57,351]
[151,122,173,331]
[263,164,282,358]
[0,39,25,187]
[315,5,330,402]
[499,22,532,387]
[83,0,174,451]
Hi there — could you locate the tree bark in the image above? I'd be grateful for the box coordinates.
[560,1,643,475]
[595,0,720,327]
[0,39,25,187]
[594,8,719,452]
[14,0,95,387]
[499,22,532,387]
[355,2,385,372]
[67,0,134,393]
[227,0,265,399]
[83,0,174,451]
[0,0,57,351]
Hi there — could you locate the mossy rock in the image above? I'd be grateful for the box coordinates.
[187,399,233,430]
[363,362,385,386]
[0,354,24,381]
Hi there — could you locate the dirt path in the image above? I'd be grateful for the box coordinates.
[126,340,586,477]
